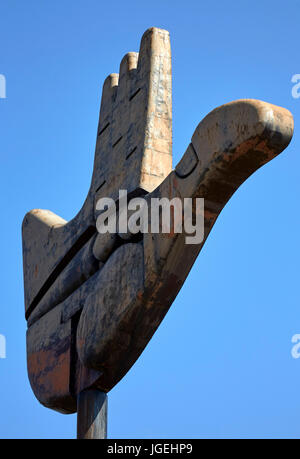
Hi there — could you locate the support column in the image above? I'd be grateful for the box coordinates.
[77,389,107,439]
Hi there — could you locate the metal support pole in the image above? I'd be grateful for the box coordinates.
[77,389,108,439]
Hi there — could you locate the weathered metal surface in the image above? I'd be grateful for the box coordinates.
[175,143,199,178]
[92,232,118,263]
[77,243,144,391]
[77,390,107,439]
[22,27,294,415]
[26,303,76,413]
[27,235,98,326]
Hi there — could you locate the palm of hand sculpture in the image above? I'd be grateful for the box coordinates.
[22,28,294,434]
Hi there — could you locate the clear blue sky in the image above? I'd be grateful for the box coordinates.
[0,0,299,439]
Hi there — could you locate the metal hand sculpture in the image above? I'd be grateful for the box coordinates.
[22,28,294,438]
